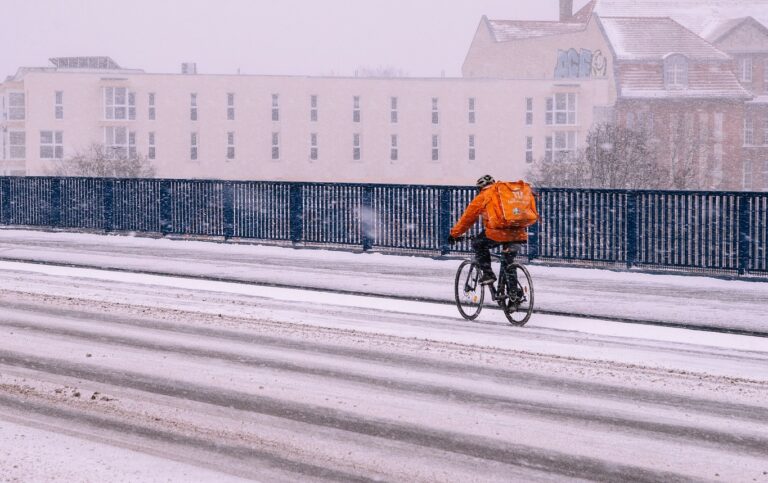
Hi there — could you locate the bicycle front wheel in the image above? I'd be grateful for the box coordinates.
[454,260,484,320]
[502,263,534,326]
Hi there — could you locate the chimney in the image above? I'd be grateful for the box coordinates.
[560,0,573,21]
[181,62,197,74]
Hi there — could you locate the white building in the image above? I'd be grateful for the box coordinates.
[2,0,766,189]
[0,55,613,184]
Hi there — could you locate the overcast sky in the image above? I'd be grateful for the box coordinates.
[1,0,570,79]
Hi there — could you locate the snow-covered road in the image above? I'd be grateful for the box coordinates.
[0,230,767,333]
[1,240,767,481]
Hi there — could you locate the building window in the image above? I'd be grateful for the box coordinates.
[104,87,136,120]
[431,134,440,161]
[227,131,235,160]
[745,117,754,146]
[431,97,439,124]
[743,159,753,190]
[353,133,361,160]
[310,133,318,160]
[468,135,476,161]
[526,136,533,163]
[104,126,134,159]
[390,134,398,161]
[698,112,709,145]
[9,92,25,121]
[664,55,689,89]
[546,93,576,125]
[55,91,63,120]
[763,158,768,191]
[764,63,768,93]
[468,97,476,124]
[148,132,156,160]
[544,136,553,162]
[714,112,724,142]
[390,97,398,123]
[40,131,63,159]
[763,115,768,146]
[628,111,654,132]
[129,131,137,159]
[546,131,577,161]
[190,132,198,160]
[128,92,136,120]
[713,143,724,186]
[310,95,318,122]
[148,93,156,120]
[353,96,361,123]
[190,93,198,121]
[554,131,577,158]
[227,93,235,120]
[272,94,279,121]
[272,132,280,159]
[763,159,768,190]
[740,57,753,83]
[9,131,26,159]
[525,98,533,126]
[104,88,134,120]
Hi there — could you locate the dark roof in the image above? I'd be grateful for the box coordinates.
[485,1,597,42]
[701,16,768,45]
[701,17,750,42]
[592,0,768,36]
[599,17,731,60]
[485,19,586,42]
[572,0,597,22]
[619,64,752,99]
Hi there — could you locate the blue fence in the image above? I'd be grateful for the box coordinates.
[1,176,766,277]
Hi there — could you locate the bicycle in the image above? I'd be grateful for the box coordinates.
[453,237,534,326]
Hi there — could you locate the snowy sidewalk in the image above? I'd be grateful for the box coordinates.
[0,229,766,333]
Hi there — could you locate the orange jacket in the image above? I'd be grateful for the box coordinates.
[449,183,529,243]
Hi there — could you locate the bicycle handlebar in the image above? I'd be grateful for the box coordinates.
[452,235,476,242]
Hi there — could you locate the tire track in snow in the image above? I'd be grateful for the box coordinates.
[1,255,766,338]
[0,392,374,483]
[3,316,768,459]
[0,350,697,483]
[3,300,768,426]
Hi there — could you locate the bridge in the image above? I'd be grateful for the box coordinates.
[2,176,766,278]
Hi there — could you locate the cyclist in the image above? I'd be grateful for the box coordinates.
[447,175,531,285]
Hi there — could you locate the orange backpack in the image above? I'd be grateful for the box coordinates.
[487,181,538,229]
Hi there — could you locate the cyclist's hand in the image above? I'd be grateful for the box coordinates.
[447,235,459,245]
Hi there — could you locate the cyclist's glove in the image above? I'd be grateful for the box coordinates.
[447,235,459,245]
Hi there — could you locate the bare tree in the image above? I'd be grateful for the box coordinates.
[660,113,705,190]
[356,65,408,78]
[529,123,666,189]
[47,143,156,178]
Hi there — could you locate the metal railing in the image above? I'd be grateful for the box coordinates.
[1,176,766,277]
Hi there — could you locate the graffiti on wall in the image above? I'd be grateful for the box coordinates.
[554,48,608,79]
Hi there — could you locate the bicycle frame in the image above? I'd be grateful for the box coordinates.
[453,237,534,325]
[487,250,517,302]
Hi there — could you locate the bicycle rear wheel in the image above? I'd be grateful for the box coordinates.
[454,260,484,320]
[502,263,534,326]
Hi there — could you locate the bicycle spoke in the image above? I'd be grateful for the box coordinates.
[454,260,484,320]
[501,263,534,326]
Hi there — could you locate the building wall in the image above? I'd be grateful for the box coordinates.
[0,70,613,185]
[462,16,615,94]
[710,20,768,190]
[617,99,745,190]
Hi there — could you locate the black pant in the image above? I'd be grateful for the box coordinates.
[473,231,523,275]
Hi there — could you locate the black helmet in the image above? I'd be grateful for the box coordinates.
[476,174,495,190]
